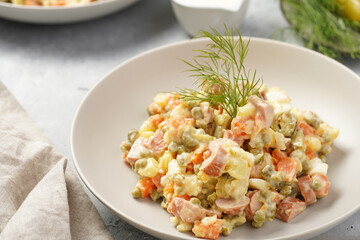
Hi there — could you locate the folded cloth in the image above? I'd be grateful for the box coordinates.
[0,82,113,240]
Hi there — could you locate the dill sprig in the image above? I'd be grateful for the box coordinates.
[175,27,262,119]
[278,0,360,59]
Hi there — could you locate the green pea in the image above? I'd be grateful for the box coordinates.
[186,100,198,110]
[168,142,179,153]
[304,111,323,129]
[193,164,201,174]
[321,144,332,155]
[147,105,156,116]
[319,155,327,163]
[135,159,148,170]
[191,107,203,119]
[321,133,332,143]
[195,119,207,130]
[150,190,162,202]
[207,192,217,204]
[139,149,152,158]
[177,146,187,154]
[190,197,201,205]
[131,187,142,199]
[252,219,264,228]
[182,133,199,149]
[200,199,209,208]
[290,149,306,162]
[261,165,275,180]
[311,178,322,191]
[127,129,140,144]
[222,226,232,236]
[302,159,310,171]
[120,140,132,153]
[280,185,292,196]
[279,112,297,137]
[260,190,271,199]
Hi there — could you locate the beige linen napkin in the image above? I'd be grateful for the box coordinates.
[0,81,113,240]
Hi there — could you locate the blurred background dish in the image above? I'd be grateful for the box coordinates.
[278,0,360,60]
[0,0,140,24]
[171,0,249,37]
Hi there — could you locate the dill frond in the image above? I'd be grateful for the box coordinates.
[175,26,262,119]
[279,0,360,59]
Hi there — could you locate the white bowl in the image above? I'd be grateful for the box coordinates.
[171,0,250,37]
[0,0,139,24]
[71,37,360,240]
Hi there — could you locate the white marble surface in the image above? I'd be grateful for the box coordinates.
[0,0,359,239]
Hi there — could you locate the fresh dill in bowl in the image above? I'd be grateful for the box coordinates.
[276,0,360,60]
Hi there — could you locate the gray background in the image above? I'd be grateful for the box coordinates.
[0,0,359,239]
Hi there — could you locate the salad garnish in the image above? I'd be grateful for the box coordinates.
[175,26,262,119]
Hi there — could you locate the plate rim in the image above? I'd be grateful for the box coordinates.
[0,0,120,10]
[70,37,360,240]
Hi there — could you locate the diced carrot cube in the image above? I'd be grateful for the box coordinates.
[150,114,164,127]
[306,150,316,160]
[272,149,288,163]
[136,178,156,198]
[276,157,299,182]
[298,121,317,136]
[192,219,223,240]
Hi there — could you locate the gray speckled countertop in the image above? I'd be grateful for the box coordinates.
[0,0,359,239]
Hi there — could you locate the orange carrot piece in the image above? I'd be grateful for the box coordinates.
[50,0,66,5]
[192,152,205,164]
[185,118,195,126]
[151,173,164,190]
[24,0,41,5]
[298,121,317,136]
[169,115,186,128]
[173,194,190,201]
[136,178,156,198]
[193,219,222,240]
[186,162,194,173]
[272,149,288,163]
[168,95,181,110]
[231,117,249,137]
[276,157,299,182]
[163,182,174,196]
[306,150,316,160]
[150,114,164,127]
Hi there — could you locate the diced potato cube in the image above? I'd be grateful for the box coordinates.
[153,93,169,108]
[317,123,339,144]
[307,157,328,176]
[237,103,256,118]
[249,178,271,191]
[138,158,159,177]
[140,131,154,139]
[159,150,174,172]
[305,136,322,152]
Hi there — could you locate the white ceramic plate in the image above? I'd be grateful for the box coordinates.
[0,0,139,24]
[71,38,360,240]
